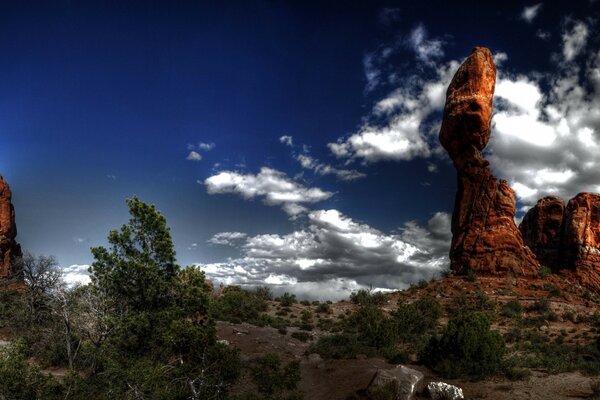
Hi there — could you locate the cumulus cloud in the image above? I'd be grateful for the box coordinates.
[296,154,366,181]
[279,135,293,146]
[329,57,460,163]
[521,3,542,23]
[487,20,600,209]
[197,209,451,300]
[62,264,91,287]
[203,167,333,216]
[186,151,202,161]
[406,24,445,65]
[198,142,215,151]
[562,21,589,62]
[208,231,248,246]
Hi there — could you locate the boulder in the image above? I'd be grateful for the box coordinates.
[439,47,539,277]
[366,365,424,400]
[0,176,22,280]
[427,381,464,400]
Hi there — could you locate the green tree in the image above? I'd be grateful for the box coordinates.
[88,197,239,398]
[421,312,505,379]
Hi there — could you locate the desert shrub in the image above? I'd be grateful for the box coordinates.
[213,285,268,323]
[350,289,386,306]
[291,331,311,342]
[300,300,310,306]
[466,268,477,282]
[421,312,505,379]
[394,296,442,342]
[563,310,577,323]
[300,310,312,323]
[254,286,273,301]
[316,303,331,314]
[530,299,551,313]
[501,300,523,319]
[540,265,551,278]
[352,305,398,349]
[278,293,296,307]
[309,334,374,359]
[246,353,302,398]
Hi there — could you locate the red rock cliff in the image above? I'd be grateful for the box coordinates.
[0,176,22,279]
[521,193,600,291]
[440,47,540,277]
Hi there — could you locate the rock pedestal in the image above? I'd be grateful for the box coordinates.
[0,176,22,279]
[440,47,539,277]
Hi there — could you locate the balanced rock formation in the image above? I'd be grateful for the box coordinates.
[440,47,539,277]
[0,176,22,279]
[520,193,600,290]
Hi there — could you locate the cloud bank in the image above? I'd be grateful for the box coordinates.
[199,210,451,300]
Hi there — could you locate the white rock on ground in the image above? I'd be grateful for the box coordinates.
[367,365,424,400]
[427,381,464,400]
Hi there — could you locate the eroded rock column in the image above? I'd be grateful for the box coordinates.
[440,47,539,277]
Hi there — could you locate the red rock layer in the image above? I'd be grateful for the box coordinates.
[440,47,540,277]
[521,193,600,291]
[0,176,22,279]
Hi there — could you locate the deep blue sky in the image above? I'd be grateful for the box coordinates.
[2,1,599,297]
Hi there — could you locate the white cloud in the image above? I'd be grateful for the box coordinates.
[187,151,202,161]
[197,210,451,300]
[406,24,444,65]
[279,135,293,146]
[486,21,600,209]
[296,154,366,181]
[329,58,459,163]
[521,3,542,23]
[562,21,589,62]
[203,167,333,216]
[208,231,248,246]
[198,142,215,151]
[62,264,91,287]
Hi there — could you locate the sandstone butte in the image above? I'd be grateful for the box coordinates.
[439,47,540,277]
[520,193,600,291]
[0,175,22,280]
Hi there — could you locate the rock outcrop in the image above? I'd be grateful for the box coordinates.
[520,193,600,290]
[367,365,423,400]
[519,196,565,270]
[0,176,22,279]
[440,47,539,277]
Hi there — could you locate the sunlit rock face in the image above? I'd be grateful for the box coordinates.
[0,176,22,279]
[521,193,600,291]
[440,47,540,277]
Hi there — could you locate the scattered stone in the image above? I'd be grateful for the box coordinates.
[217,339,230,346]
[367,365,424,400]
[427,381,464,400]
[439,47,539,277]
[307,353,322,364]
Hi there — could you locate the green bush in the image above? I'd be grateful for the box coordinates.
[540,265,551,278]
[212,286,268,323]
[352,306,397,349]
[421,312,505,379]
[278,293,296,307]
[350,289,386,306]
[290,332,311,342]
[247,354,301,396]
[309,334,374,359]
[394,296,442,342]
[501,300,523,319]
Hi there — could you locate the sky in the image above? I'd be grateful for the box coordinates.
[2,1,599,299]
